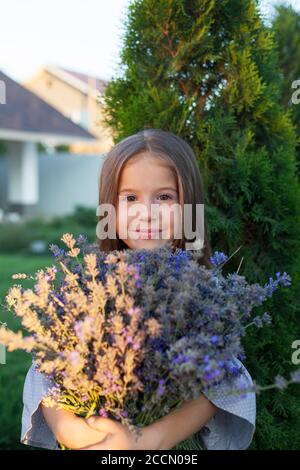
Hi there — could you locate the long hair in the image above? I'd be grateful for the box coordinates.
[98,128,213,269]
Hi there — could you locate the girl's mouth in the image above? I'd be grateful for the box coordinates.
[135,229,162,233]
[131,228,163,238]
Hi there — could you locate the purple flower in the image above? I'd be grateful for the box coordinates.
[290,369,300,383]
[55,294,65,304]
[227,362,241,376]
[265,272,292,297]
[275,375,287,390]
[236,377,250,398]
[128,307,140,316]
[253,316,263,328]
[77,234,87,244]
[157,379,166,396]
[132,341,140,351]
[74,321,83,340]
[69,351,80,366]
[172,353,190,365]
[262,312,272,325]
[49,244,60,257]
[74,264,82,273]
[237,352,246,361]
[211,335,219,345]
[98,408,109,418]
[49,244,66,259]
[276,272,291,287]
[210,252,228,269]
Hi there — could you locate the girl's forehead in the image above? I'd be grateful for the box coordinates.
[124,151,170,168]
[119,154,177,184]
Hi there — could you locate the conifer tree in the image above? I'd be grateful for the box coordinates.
[102,0,300,448]
[272,4,300,175]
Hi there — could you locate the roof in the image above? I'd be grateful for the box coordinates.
[0,70,97,143]
[44,65,108,97]
[60,67,107,93]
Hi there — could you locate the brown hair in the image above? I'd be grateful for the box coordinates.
[98,128,213,269]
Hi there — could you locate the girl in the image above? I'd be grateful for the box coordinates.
[21,128,256,450]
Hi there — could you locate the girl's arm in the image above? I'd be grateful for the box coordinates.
[41,403,108,449]
[42,394,217,451]
[83,395,218,450]
[145,395,218,450]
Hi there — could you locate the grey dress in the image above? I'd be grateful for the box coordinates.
[21,358,256,450]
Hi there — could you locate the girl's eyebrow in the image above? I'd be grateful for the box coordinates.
[119,187,178,194]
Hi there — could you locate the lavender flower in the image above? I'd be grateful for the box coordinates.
[77,234,88,244]
[274,375,288,390]
[265,272,292,297]
[262,312,272,325]
[98,408,109,418]
[253,316,263,328]
[290,369,300,383]
[210,252,228,269]
[0,233,294,451]
[157,379,166,397]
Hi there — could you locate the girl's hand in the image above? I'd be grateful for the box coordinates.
[41,404,108,449]
[79,416,158,450]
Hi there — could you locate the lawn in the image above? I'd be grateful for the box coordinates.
[0,254,54,450]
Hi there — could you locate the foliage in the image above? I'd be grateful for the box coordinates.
[101,0,300,448]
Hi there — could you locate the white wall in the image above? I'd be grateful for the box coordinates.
[0,150,106,218]
[0,154,8,207]
[37,152,106,217]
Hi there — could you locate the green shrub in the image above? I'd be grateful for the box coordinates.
[0,254,54,449]
[101,0,300,449]
[0,223,32,253]
[0,206,99,254]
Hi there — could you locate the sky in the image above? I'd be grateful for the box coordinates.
[0,0,299,84]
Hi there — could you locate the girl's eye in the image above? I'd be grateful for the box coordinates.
[158,194,173,201]
[127,195,136,202]
[119,196,135,202]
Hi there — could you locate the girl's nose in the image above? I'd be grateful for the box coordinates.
[138,198,159,222]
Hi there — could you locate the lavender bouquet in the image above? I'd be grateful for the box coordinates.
[0,233,295,450]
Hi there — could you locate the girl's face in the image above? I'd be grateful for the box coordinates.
[116,152,181,250]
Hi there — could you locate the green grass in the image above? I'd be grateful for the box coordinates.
[0,254,54,450]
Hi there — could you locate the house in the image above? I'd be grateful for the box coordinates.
[0,70,104,219]
[23,65,114,154]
